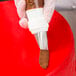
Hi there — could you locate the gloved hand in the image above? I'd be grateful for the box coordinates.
[14,0,56,29]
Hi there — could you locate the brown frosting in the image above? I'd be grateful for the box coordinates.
[26,0,36,10]
[38,0,44,7]
[39,50,49,69]
[26,0,44,10]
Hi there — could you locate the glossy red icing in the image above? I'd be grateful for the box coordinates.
[0,1,75,76]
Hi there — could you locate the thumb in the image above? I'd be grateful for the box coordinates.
[19,18,28,29]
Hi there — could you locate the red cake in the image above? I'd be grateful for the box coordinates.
[0,1,75,76]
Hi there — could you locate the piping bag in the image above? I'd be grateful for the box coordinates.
[26,0,49,69]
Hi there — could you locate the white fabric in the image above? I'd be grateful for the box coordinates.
[26,8,49,34]
[14,0,56,28]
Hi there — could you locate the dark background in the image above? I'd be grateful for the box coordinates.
[0,0,10,1]
[0,0,5,1]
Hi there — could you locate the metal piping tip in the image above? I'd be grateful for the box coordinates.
[35,32,49,69]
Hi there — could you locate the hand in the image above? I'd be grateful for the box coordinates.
[14,0,56,28]
[14,0,28,28]
[44,0,56,23]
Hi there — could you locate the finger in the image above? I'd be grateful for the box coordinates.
[14,0,20,7]
[43,0,56,23]
[17,0,26,18]
[19,18,28,29]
